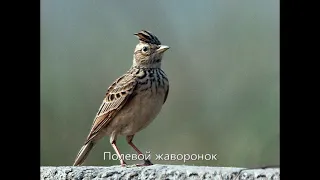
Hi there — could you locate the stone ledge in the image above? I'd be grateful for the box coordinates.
[40,165,280,180]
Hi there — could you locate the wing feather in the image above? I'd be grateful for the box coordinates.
[85,74,137,143]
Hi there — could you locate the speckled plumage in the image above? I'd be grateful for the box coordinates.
[73,30,170,166]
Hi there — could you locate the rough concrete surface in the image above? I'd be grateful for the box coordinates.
[41,165,279,180]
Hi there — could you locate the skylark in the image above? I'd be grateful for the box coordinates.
[73,30,170,166]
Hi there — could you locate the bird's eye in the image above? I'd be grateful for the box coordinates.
[142,46,149,52]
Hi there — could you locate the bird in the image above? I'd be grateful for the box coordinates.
[73,30,170,166]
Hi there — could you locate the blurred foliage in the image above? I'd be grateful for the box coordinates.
[41,0,279,167]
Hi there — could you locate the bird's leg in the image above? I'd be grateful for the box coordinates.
[126,135,153,166]
[111,141,127,166]
[109,134,126,166]
[110,132,126,166]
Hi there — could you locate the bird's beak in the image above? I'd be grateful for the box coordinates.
[157,45,170,53]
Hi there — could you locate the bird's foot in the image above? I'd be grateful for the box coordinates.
[120,160,127,167]
[135,159,153,166]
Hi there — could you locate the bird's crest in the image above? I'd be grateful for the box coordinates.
[134,30,161,45]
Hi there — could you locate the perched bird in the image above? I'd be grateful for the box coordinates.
[73,30,170,166]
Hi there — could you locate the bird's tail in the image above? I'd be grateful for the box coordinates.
[73,141,95,166]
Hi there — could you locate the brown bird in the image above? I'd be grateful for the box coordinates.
[73,30,170,166]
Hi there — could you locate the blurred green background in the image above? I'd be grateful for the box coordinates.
[41,0,279,167]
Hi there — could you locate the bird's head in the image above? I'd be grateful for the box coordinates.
[133,30,170,68]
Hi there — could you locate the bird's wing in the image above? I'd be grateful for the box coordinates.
[85,74,137,143]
